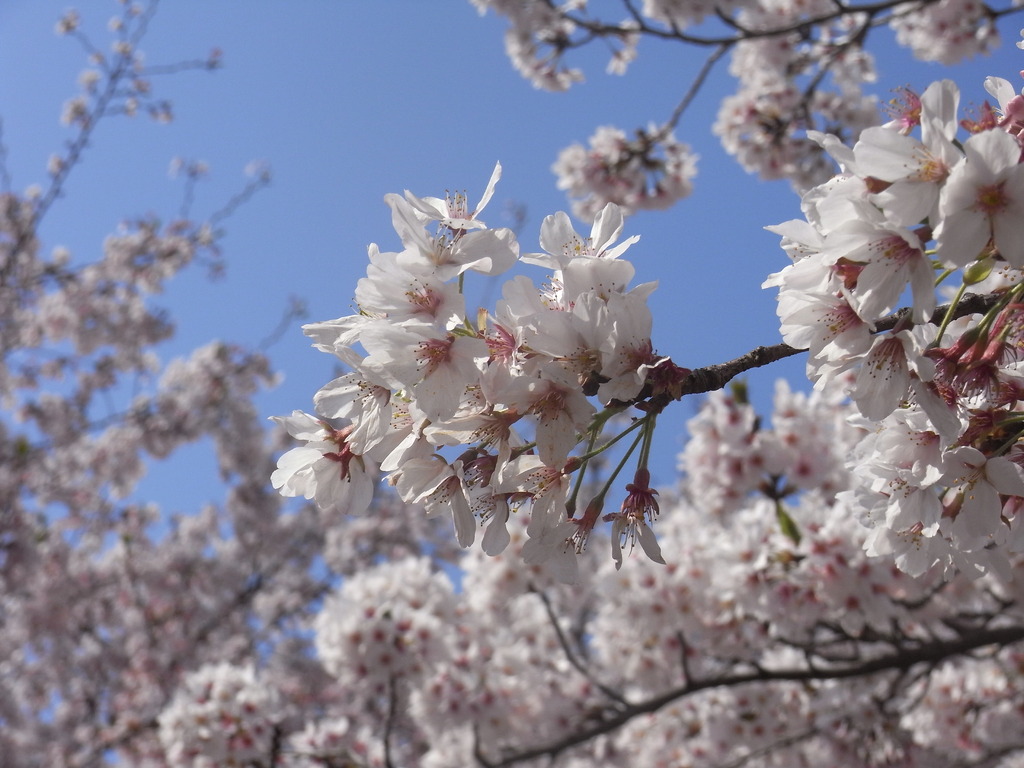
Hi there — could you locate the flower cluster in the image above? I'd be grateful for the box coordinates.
[680,379,857,517]
[314,557,457,691]
[713,2,881,191]
[889,0,999,65]
[273,164,690,576]
[552,124,698,222]
[474,0,973,202]
[158,663,284,768]
[766,71,1024,577]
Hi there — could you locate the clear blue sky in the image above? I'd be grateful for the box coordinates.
[1,2,1021,507]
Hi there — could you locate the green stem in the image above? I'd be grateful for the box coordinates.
[637,412,657,471]
[577,413,649,464]
[567,426,603,516]
[591,428,646,509]
[932,281,968,346]
[933,265,955,287]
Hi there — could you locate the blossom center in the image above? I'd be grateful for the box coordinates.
[416,336,453,376]
[884,86,922,132]
[974,182,1009,216]
[876,234,920,264]
[913,152,948,183]
[405,283,442,318]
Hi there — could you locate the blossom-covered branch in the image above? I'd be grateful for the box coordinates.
[277,57,1024,581]
[473,0,1024,219]
[675,291,1004,400]
[479,623,1024,766]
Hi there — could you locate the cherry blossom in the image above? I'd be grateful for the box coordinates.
[936,128,1024,268]
[270,411,376,516]
[552,124,698,221]
[158,663,284,768]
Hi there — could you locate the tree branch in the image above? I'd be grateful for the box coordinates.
[480,623,1024,766]
[663,43,730,132]
[555,0,951,48]
[531,586,631,707]
[672,291,1003,400]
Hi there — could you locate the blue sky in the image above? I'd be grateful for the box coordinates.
[1,2,1022,507]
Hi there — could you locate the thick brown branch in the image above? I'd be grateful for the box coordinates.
[480,623,1024,766]
[671,291,1002,400]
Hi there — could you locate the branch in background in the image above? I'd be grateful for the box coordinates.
[531,586,630,707]
[481,623,1024,766]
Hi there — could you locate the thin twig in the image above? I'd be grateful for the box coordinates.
[531,586,630,707]
[383,675,398,768]
[0,118,12,193]
[664,43,730,131]
[208,171,271,226]
[717,727,821,768]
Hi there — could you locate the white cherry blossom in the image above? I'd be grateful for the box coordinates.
[936,128,1024,267]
